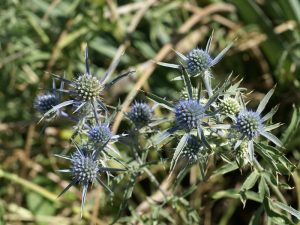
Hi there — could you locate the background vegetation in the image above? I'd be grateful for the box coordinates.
[1,0,300,224]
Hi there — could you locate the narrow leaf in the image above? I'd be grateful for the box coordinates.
[211,41,234,66]
[142,91,174,111]
[156,61,181,69]
[260,131,283,147]
[182,68,193,100]
[241,171,260,191]
[256,87,275,114]
[170,133,189,172]
[273,200,300,220]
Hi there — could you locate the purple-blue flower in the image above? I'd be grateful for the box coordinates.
[128,102,153,127]
[175,100,205,132]
[56,145,125,217]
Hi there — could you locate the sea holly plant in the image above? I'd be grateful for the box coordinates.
[34,38,300,224]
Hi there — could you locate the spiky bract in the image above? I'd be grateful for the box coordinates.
[175,100,205,131]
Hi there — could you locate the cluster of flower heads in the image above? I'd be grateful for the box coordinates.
[34,46,140,216]
[35,34,284,217]
[151,32,282,173]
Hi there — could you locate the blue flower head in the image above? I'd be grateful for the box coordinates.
[34,93,59,114]
[88,124,112,146]
[128,102,153,127]
[175,99,205,132]
[236,110,263,140]
[56,145,125,217]
[186,49,213,76]
[156,31,233,77]
[44,46,133,121]
[231,87,282,162]
[181,134,203,164]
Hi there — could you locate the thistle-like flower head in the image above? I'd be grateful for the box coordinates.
[220,97,240,115]
[181,135,203,164]
[71,151,99,184]
[128,102,153,127]
[236,110,263,140]
[186,49,213,76]
[88,124,112,145]
[56,146,125,217]
[34,93,59,114]
[156,31,233,77]
[230,87,282,162]
[180,87,199,100]
[45,46,133,120]
[74,74,103,102]
[175,100,205,132]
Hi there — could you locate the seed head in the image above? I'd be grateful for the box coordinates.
[236,110,263,139]
[181,135,202,163]
[34,93,59,114]
[74,74,103,101]
[128,102,153,127]
[186,49,213,76]
[221,97,240,115]
[88,125,112,145]
[175,100,205,132]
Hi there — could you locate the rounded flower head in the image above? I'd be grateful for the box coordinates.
[88,125,112,145]
[34,93,59,114]
[236,110,263,139]
[74,74,103,101]
[186,49,213,76]
[180,87,199,100]
[71,153,98,184]
[221,97,240,115]
[175,100,205,131]
[181,135,203,164]
[128,102,153,127]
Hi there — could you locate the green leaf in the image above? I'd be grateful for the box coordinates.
[58,27,89,49]
[142,91,174,111]
[273,200,300,220]
[212,189,262,203]
[256,87,275,114]
[258,176,270,200]
[263,198,295,225]
[213,162,239,176]
[282,105,300,146]
[249,206,264,225]
[170,133,189,172]
[26,192,55,216]
[241,171,260,191]
[148,126,178,148]
[182,69,193,100]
